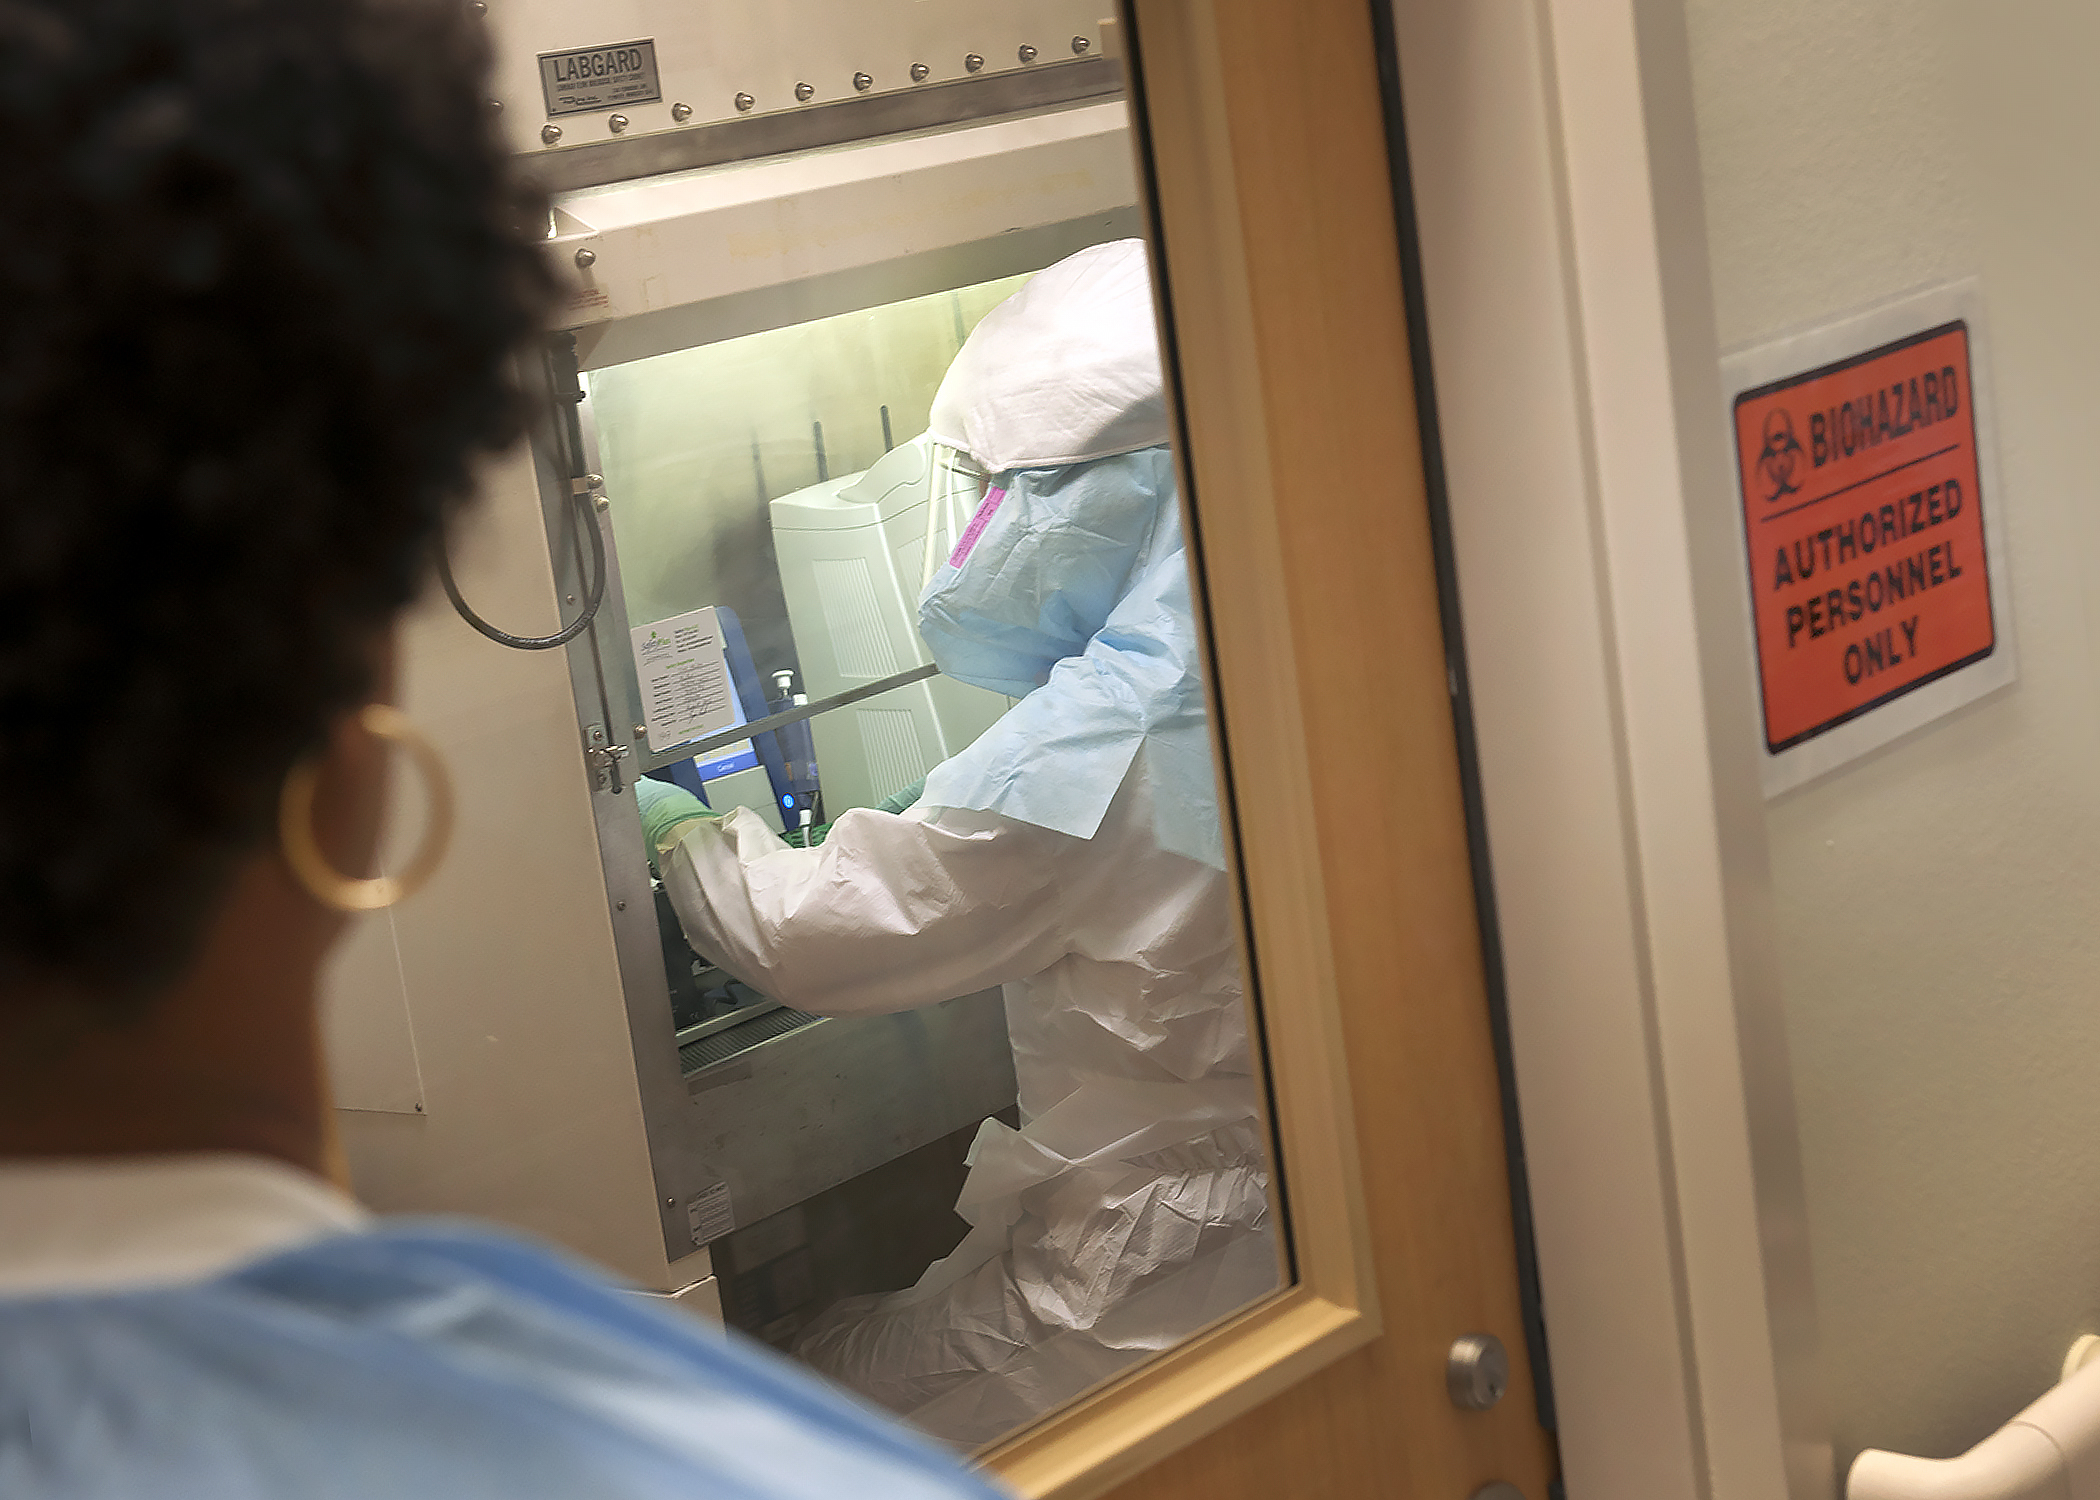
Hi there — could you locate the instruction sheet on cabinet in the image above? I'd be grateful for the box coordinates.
[632,605,737,750]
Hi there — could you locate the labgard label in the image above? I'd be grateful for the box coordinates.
[538,38,661,118]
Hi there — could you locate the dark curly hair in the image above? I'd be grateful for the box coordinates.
[0,0,558,1003]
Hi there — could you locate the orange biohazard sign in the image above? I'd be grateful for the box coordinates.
[1733,321,1997,751]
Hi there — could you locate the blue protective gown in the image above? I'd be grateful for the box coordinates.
[0,1221,1008,1499]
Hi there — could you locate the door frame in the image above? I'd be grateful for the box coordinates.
[984,2,1559,1496]
[986,0,1842,1497]
[1393,0,1827,1497]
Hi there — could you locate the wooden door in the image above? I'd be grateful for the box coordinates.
[981,2,1565,1497]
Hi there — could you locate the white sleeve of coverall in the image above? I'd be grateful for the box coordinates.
[656,803,1084,1017]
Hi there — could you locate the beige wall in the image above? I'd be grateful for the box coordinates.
[323,444,685,1289]
[1685,0,2100,1464]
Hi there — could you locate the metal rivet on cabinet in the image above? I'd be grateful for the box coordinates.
[1017,43,1038,63]
[963,53,984,73]
[540,123,562,145]
[468,0,485,14]
[484,98,502,114]
[852,71,873,92]
[573,247,595,270]
[1445,1333,1511,1411]
[794,80,814,102]
[606,112,628,134]
[910,61,930,83]
[1071,35,1090,54]
[673,100,696,121]
[729,94,752,114]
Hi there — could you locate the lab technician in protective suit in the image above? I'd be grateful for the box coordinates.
[638,240,1278,1446]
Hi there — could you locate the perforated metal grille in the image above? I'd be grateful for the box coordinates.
[813,557,902,678]
[681,1006,822,1074]
[856,707,931,799]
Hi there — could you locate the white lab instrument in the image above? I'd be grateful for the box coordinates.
[770,435,1013,815]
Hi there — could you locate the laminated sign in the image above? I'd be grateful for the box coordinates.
[1723,282,2014,795]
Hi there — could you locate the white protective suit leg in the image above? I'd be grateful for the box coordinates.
[794,1109,1276,1448]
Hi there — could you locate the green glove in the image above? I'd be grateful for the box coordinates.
[874,776,927,816]
[634,777,712,874]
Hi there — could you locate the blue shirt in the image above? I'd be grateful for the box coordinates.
[0,1221,1009,1500]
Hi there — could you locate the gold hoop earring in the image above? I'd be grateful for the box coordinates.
[279,704,455,913]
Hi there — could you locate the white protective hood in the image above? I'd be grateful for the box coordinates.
[925,239,1171,474]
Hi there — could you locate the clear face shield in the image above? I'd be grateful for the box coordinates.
[922,440,990,593]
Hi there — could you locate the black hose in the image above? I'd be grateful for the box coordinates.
[438,488,608,650]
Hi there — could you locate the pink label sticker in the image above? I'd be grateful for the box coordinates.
[948,486,1008,568]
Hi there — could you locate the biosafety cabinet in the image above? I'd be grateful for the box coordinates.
[326,3,1138,1334]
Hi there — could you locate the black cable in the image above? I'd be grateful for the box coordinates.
[436,486,607,650]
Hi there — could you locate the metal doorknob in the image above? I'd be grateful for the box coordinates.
[1470,1486,1525,1500]
[1446,1332,1511,1411]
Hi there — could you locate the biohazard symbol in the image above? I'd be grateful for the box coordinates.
[1757,408,1805,502]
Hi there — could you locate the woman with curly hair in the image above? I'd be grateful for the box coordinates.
[0,2,1006,1496]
